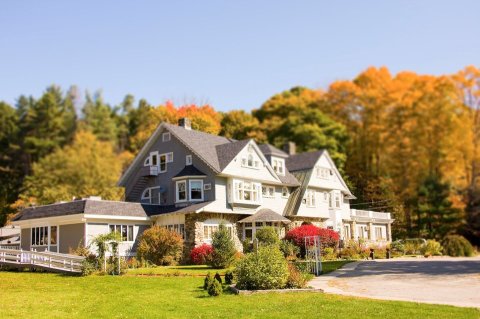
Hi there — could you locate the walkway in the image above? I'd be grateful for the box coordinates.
[310,257,480,308]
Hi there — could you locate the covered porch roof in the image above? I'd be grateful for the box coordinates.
[238,208,291,224]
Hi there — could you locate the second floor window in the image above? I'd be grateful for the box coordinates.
[305,189,316,207]
[176,181,187,202]
[234,180,261,203]
[189,180,204,201]
[272,158,285,175]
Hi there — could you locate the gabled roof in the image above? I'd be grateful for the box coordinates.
[285,150,325,172]
[258,144,289,158]
[216,139,251,171]
[238,208,291,224]
[12,199,216,222]
[173,165,207,178]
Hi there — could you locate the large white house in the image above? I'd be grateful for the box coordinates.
[12,118,393,256]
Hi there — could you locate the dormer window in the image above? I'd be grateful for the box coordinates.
[272,157,285,176]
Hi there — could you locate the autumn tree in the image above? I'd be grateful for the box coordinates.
[20,131,125,205]
[220,110,266,142]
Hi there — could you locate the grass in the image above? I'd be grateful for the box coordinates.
[321,260,353,274]
[1,270,478,318]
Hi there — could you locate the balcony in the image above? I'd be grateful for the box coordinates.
[140,166,160,177]
[350,209,392,221]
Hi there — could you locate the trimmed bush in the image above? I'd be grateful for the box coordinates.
[442,235,474,257]
[235,245,289,290]
[279,240,300,261]
[255,227,280,246]
[190,244,213,265]
[322,247,337,260]
[207,278,223,296]
[285,225,339,251]
[421,240,443,257]
[339,240,369,260]
[204,272,214,290]
[225,271,234,285]
[214,272,222,284]
[137,226,183,266]
[208,224,237,269]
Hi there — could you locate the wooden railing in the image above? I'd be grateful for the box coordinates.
[0,248,85,273]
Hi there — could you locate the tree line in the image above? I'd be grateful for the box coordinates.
[1,66,479,245]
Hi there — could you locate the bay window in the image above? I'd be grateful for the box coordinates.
[189,180,204,201]
[176,180,187,202]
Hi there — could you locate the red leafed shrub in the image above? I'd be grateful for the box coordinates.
[285,225,339,250]
[190,244,214,265]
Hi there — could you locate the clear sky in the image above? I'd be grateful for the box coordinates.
[1,1,479,112]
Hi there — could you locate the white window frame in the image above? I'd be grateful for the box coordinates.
[166,152,173,163]
[186,155,192,166]
[272,157,285,176]
[202,220,234,242]
[243,221,283,242]
[31,225,59,250]
[189,179,204,201]
[305,189,316,207]
[176,180,187,203]
[159,154,167,172]
[109,224,135,242]
[357,225,368,239]
[281,186,289,198]
[344,224,351,240]
[142,187,160,204]
[233,179,261,204]
[375,226,384,240]
[162,132,171,142]
[160,224,185,239]
[241,153,260,169]
[262,185,275,198]
[316,166,331,179]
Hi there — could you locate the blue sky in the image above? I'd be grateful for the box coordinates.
[1,1,479,112]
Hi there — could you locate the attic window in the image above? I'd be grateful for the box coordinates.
[316,167,330,179]
[186,155,192,166]
[162,132,171,142]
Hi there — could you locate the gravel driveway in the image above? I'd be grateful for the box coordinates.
[310,257,480,308]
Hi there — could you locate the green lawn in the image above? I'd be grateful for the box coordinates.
[0,271,477,319]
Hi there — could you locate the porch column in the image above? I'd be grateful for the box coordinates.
[368,222,373,240]
[351,221,357,240]
[387,223,392,241]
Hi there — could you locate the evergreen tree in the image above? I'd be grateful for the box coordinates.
[209,224,236,269]
[414,174,463,240]
[82,91,118,143]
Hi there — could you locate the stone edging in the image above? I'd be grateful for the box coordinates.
[229,285,324,295]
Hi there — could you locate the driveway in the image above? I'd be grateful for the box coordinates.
[310,257,480,308]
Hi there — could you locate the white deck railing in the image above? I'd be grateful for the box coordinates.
[0,248,85,273]
[351,209,391,220]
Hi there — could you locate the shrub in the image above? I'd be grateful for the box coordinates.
[286,263,308,288]
[279,240,300,261]
[80,259,96,276]
[204,272,214,290]
[235,245,289,290]
[390,240,405,254]
[322,247,337,261]
[208,224,237,269]
[136,226,183,266]
[285,225,339,252]
[255,227,280,246]
[242,239,253,253]
[126,257,140,269]
[190,244,213,265]
[225,271,234,285]
[214,272,222,284]
[421,240,443,257]
[207,278,223,296]
[339,240,369,260]
[403,240,423,255]
[442,235,474,257]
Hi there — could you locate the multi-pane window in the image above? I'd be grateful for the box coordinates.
[176,181,187,202]
[243,221,282,242]
[234,180,261,203]
[109,224,134,242]
[262,186,275,198]
[316,167,331,179]
[203,224,233,240]
[329,191,341,208]
[31,226,57,246]
[190,180,204,201]
[305,189,316,207]
[142,187,160,204]
[357,226,368,239]
[272,158,285,175]
[282,187,289,198]
[375,227,384,240]
[159,154,167,172]
[160,224,185,239]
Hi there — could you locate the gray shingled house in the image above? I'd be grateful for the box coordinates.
[12,118,393,257]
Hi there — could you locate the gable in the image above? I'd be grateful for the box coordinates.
[220,141,281,183]
[306,151,354,197]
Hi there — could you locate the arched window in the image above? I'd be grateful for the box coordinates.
[247,154,253,167]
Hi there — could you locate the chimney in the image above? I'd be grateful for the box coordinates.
[283,141,296,155]
[178,118,192,130]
